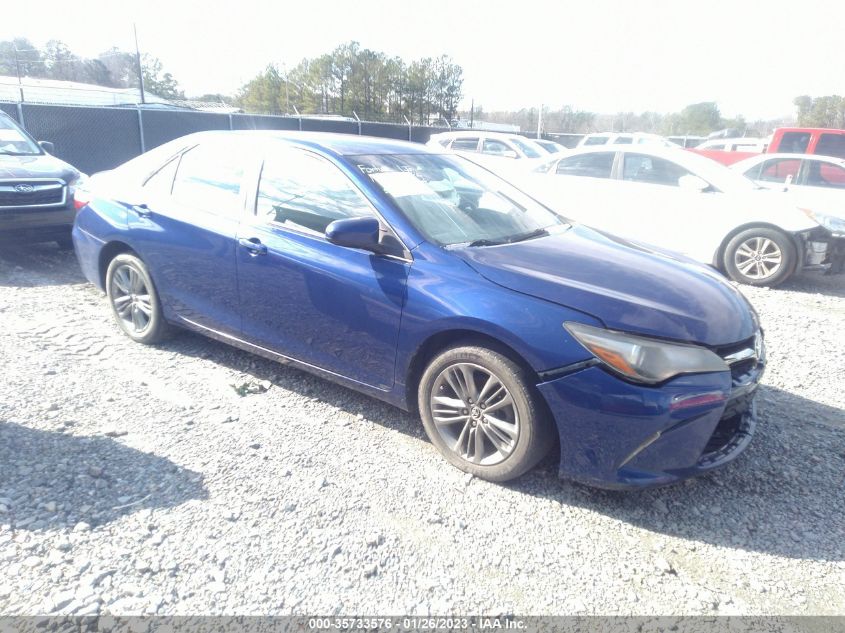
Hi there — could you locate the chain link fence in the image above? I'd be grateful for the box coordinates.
[1,100,457,174]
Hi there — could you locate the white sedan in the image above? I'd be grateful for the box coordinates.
[516,146,844,286]
[730,153,845,234]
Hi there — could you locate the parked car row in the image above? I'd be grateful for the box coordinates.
[690,127,845,166]
[517,145,845,285]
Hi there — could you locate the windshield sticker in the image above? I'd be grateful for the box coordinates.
[357,164,384,174]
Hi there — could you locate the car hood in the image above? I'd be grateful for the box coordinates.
[0,153,81,181]
[453,225,757,347]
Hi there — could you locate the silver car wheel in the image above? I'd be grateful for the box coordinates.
[110,264,153,334]
[429,362,520,466]
[734,237,783,280]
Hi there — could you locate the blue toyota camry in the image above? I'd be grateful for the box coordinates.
[73,131,765,489]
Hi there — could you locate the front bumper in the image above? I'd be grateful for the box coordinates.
[537,357,763,489]
[800,229,845,275]
[0,204,75,243]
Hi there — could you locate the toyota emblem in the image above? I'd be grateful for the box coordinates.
[14,184,35,193]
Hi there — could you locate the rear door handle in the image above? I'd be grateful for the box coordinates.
[238,237,268,256]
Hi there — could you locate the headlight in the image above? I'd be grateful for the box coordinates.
[800,208,845,236]
[69,173,90,211]
[564,322,728,385]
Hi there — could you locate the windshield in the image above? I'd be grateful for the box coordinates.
[0,116,41,155]
[352,153,567,247]
[509,137,543,158]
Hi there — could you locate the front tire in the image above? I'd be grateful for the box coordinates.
[723,227,796,287]
[418,345,553,482]
[105,253,171,344]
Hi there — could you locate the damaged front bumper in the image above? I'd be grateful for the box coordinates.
[799,227,845,275]
[536,338,765,489]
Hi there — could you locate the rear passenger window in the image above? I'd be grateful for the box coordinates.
[816,134,845,159]
[451,138,480,151]
[143,157,179,196]
[555,153,614,179]
[171,144,245,217]
[481,139,514,156]
[758,158,800,183]
[622,154,692,186]
[257,151,374,235]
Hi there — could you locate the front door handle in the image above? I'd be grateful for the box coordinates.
[238,237,268,256]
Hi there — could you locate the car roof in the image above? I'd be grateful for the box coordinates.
[562,144,683,157]
[731,152,845,166]
[187,130,435,157]
[701,137,765,144]
[429,130,525,140]
[774,127,845,134]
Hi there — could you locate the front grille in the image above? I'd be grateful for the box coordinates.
[698,333,764,462]
[713,333,763,387]
[0,181,66,208]
[729,358,757,384]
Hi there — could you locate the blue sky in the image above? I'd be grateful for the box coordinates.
[2,0,843,119]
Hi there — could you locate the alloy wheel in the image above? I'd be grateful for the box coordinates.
[429,362,520,466]
[110,264,153,335]
[733,237,783,280]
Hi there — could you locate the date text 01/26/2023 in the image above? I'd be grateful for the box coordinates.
[307,617,527,630]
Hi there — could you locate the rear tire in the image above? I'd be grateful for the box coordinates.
[418,345,553,482]
[723,227,796,287]
[105,253,171,345]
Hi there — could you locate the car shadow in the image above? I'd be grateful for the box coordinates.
[777,270,845,298]
[509,384,845,562]
[0,242,86,288]
[0,422,208,532]
[159,330,845,562]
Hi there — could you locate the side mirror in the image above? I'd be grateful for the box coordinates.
[325,217,382,252]
[39,141,55,154]
[502,150,518,159]
[678,174,709,192]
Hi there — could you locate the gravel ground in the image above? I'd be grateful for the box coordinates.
[0,242,843,616]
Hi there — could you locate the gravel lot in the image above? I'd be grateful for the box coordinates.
[0,242,843,616]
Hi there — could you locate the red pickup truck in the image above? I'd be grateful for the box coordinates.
[690,127,845,165]
[769,127,845,157]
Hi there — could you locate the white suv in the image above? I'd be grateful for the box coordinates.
[577,132,675,148]
[427,131,546,160]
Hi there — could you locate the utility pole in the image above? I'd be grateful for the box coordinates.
[283,63,290,114]
[537,103,543,139]
[12,46,24,102]
[133,23,146,104]
[470,98,474,128]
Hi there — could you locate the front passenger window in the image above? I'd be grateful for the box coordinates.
[257,151,374,235]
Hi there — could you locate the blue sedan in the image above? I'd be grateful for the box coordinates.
[72,132,765,489]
